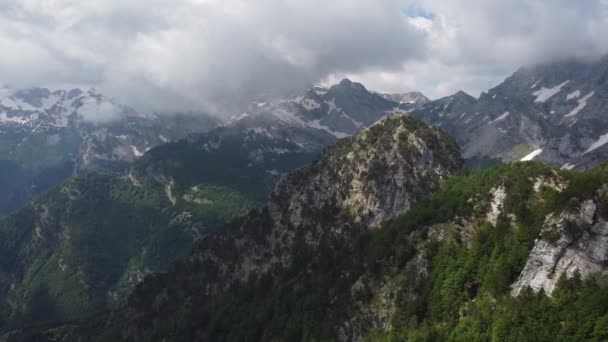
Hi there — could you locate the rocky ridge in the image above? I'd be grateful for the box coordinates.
[14,115,462,341]
[410,56,608,170]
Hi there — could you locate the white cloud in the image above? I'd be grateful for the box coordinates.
[0,0,607,118]
[0,0,426,115]
[346,0,608,99]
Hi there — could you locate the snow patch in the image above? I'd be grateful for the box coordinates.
[0,97,38,112]
[565,91,594,117]
[234,112,249,121]
[521,148,543,161]
[566,90,581,101]
[585,132,608,154]
[131,145,144,157]
[561,163,576,170]
[312,86,328,96]
[327,98,343,114]
[0,111,28,125]
[342,113,364,128]
[532,80,569,103]
[487,111,510,125]
[307,119,349,138]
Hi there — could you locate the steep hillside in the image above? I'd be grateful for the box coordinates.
[0,115,452,333]
[410,56,608,170]
[12,163,608,340]
[6,115,464,341]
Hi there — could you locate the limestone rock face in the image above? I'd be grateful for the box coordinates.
[187,116,462,294]
[512,199,608,296]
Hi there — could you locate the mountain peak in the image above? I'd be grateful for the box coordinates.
[454,90,474,99]
[339,78,353,86]
[335,78,367,92]
[35,115,462,340]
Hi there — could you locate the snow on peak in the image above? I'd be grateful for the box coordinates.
[0,111,29,125]
[532,80,569,103]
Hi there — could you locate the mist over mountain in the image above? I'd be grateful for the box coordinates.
[0,86,219,215]
[1,1,608,117]
[2,2,608,342]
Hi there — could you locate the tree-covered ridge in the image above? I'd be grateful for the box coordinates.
[0,170,260,331]
[7,120,608,341]
[131,128,320,205]
[173,162,565,341]
[3,115,465,341]
[363,163,608,341]
[38,162,607,342]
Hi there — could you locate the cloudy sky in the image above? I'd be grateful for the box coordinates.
[1,0,607,114]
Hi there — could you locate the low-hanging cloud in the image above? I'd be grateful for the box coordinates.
[0,0,427,115]
[0,0,608,118]
[328,0,608,99]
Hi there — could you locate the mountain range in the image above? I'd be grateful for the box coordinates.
[0,87,219,215]
[0,81,430,217]
[410,56,608,170]
[3,57,608,341]
[7,117,608,341]
[0,80,427,330]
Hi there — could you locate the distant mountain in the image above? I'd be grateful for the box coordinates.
[0,87,219,215]
[127,78,430,207]
[225,79,415,150]
[410,56,608,170]
[14,158,608,340]
[380,91,430,111]
[0,81,430,330]
[0,81,429,216]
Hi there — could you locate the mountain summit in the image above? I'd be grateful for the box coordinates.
[410,57,608,170]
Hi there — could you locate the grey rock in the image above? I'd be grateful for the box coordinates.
[409,56,608,169]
